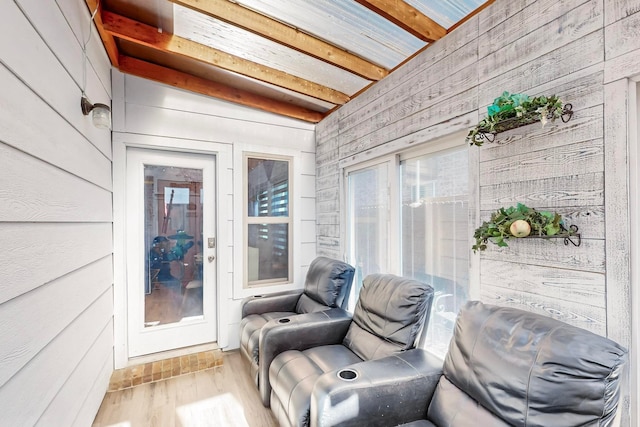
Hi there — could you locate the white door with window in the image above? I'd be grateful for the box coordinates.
[126,148,217,357]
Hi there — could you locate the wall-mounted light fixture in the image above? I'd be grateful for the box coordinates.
[80,0,111,130]
[81,96,111,130]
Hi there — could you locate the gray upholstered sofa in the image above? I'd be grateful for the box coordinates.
[307,300,628,427]
[267,273,434,427]
[239,256,355,403]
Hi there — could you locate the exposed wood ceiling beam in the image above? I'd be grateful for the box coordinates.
[118,55,324,123]
[101,10,350,105]
[448,0,496,32]
[354,0,446,43]
[84,0,119,66]
[169,0,388,82]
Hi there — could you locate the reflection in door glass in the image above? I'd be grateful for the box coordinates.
[144,165,203,327]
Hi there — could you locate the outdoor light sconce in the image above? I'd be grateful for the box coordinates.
[81,96,111,130]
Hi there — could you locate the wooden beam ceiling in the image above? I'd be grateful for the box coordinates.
[169,0,388,82]
[354,0,447,43]
[101,10,350,105]
[86,0,491,123]
[448,0,496,32]
[118,55,324,122]
[85,0,119,66]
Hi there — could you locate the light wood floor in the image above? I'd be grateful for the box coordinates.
[92,351,278,427]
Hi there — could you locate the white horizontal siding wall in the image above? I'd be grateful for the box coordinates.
[317,0,640,424]
[111,71,316,359]
[0,0,113,426]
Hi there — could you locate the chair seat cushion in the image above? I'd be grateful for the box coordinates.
[427,376,510,427]
[396,421,437,427]
[270,345,362,427]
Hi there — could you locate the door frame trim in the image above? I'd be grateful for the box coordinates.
[126,148,216,357]
[113,133,233,368]
[628,77,639,427]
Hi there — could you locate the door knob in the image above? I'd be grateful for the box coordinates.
[208,256,215,263]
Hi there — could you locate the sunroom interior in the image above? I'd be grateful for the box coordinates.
[2,0,640,425]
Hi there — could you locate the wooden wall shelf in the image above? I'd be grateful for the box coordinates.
[521,224,581,247]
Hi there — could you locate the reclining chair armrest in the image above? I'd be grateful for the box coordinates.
[310,349,444,427]
[258,308,353,406]
[241,289,304,317]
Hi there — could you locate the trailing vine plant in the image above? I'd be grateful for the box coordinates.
[466,92,570,146]
[472,203,569,253]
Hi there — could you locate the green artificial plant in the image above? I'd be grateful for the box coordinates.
[472,203,567,252]
[467,92,567,146]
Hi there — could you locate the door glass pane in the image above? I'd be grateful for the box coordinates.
[347,163,389,302]
[144,165,203,327]
[400,147,469,357]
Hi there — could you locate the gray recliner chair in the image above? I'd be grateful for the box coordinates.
[239,256,355,402]
[308,300,628,427]
[267,273,434,427]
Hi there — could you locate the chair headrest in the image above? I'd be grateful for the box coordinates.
[302,257,355,309]
[444,301,628,427]
[352,274,433,349]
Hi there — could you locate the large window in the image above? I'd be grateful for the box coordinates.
[345,142,469,358]
[400,147,469,357]
[245,156,292,287]
[346,161,391,300]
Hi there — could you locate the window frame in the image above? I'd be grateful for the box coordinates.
[343,154,399,310]
[243,152,293,288]
[341,131,470,357]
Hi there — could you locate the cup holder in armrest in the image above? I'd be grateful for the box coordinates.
[337,368,358,381]
[278,318,291,324]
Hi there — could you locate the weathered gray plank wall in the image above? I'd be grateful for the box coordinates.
[0,0,113,425]
[317,0,639,346]
[317,0,640,422]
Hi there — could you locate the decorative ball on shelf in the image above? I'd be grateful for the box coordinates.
[472,203,580,252]
[509,220,531,237]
